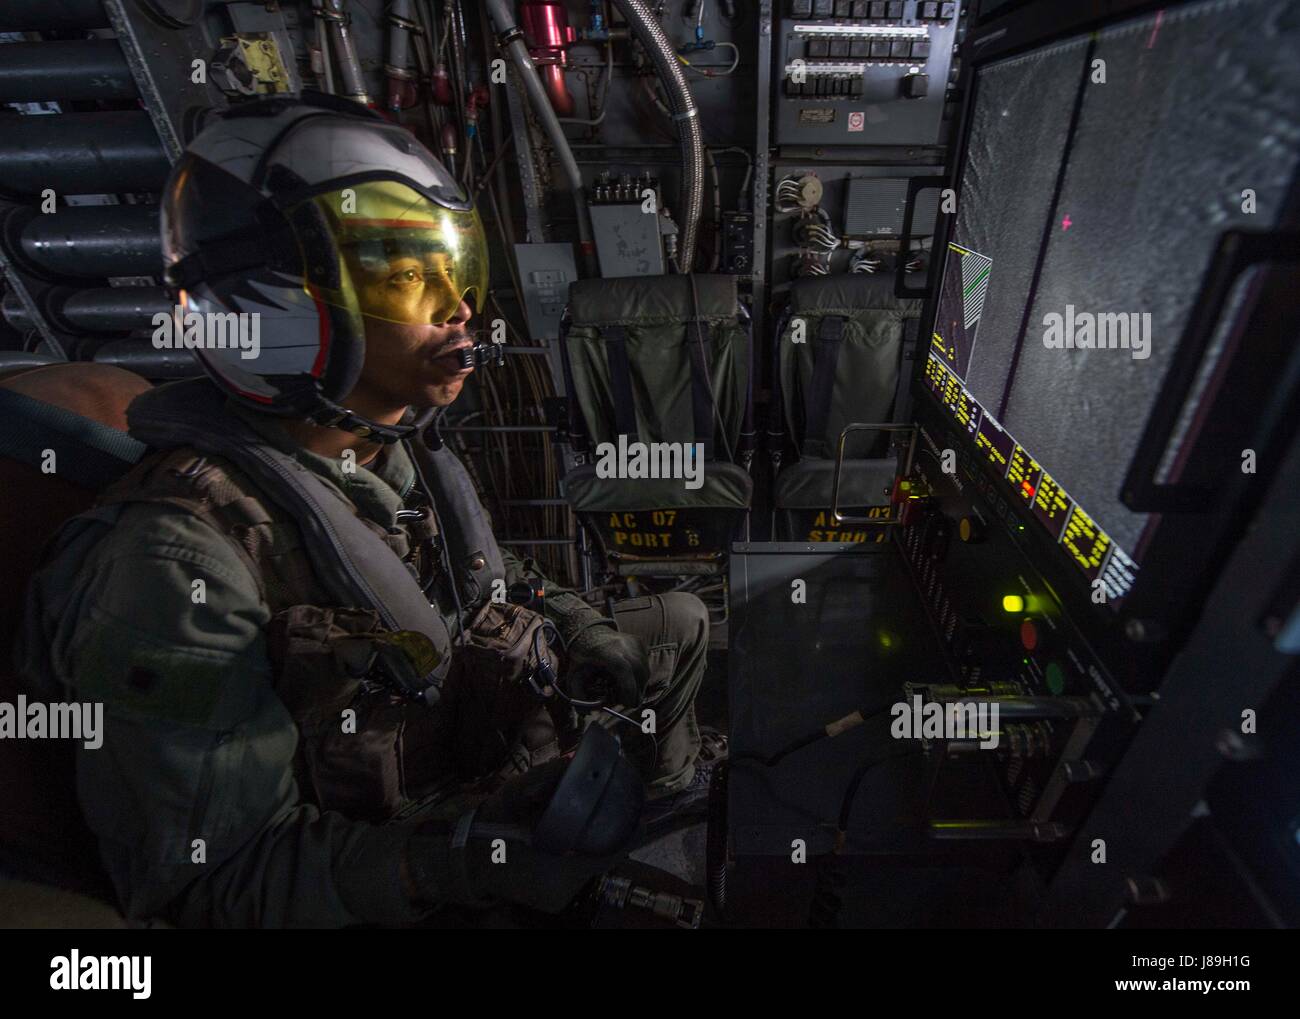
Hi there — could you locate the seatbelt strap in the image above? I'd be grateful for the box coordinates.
[891,314,922,423]
[736,310,755,469]
[0,385,146,490]
[556,315,590,452]
[766,309,791,463]
[404,433,505,611]
[600,324,639,443]
[802,315,846,457]
[687,320,716,460]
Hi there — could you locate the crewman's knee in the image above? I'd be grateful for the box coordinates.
[656,591,709,653]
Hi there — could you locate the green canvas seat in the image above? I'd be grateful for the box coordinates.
[558,274,754,572]
[769,276,921,541]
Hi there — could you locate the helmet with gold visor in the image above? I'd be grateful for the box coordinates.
[160,93,488,442]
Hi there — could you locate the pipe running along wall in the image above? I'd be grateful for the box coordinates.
[609,0,703,273]
[484,0,594,256]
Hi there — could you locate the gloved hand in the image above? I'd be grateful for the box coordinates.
[563,624,649,709]
[467,759,623,913]
[406,759,625,915]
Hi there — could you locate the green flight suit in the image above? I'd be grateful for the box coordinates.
[16,397,708,927]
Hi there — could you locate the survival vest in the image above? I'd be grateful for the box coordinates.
[45,378,551,822]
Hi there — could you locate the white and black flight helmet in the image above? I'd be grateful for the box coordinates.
[160,92,489,443]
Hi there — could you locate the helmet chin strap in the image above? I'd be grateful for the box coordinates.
[306,393,440,445]
[302,336,498,445]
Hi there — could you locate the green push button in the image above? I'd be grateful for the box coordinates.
[1046,662,1066,695]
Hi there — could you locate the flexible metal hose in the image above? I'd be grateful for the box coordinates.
[610,0,703,273]
[484,0,595,257]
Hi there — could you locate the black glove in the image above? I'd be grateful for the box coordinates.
[407,760,623,915]
[564,625,650,708]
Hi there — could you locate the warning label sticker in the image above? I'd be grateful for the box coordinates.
[847,111,865,132]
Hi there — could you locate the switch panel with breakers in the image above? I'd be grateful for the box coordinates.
[777,0,962,146]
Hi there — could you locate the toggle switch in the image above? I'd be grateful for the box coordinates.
[902,71,929,98]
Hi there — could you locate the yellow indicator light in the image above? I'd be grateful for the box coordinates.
[1002,594,1025,613]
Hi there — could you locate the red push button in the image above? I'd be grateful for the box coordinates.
[1020,618,1038,651]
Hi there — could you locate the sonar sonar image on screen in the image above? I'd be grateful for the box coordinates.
[932,242,992,381]
[923,2,1300,603]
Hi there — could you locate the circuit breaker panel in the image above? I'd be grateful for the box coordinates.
[777,0,961,146]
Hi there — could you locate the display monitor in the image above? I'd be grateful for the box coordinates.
[925,0,1300,600]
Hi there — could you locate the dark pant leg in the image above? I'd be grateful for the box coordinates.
[595,592,709,796]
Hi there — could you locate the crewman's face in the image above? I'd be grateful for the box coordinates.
[298,180,489,416]
[354,297,476,410]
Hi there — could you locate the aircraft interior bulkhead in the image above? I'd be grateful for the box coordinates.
[0,0,1297,946]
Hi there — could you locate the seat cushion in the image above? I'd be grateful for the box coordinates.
[773,456,897,510]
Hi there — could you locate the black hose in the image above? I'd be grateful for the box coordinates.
[837,747,923,834]
[730,730,824,768]
[730,703,894,769]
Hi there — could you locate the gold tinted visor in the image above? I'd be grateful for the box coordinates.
[291,180,488,326]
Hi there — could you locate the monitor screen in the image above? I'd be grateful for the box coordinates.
[926,0,1300,600]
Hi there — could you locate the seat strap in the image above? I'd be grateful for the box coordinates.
[767,309,791,462]
[802,315,846,457]
[0,385,146,490]
[736,310,756,468]
[555,315,590,452]
[686,320,716,460]
[890,314,922,423]
[600,324,639,443]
